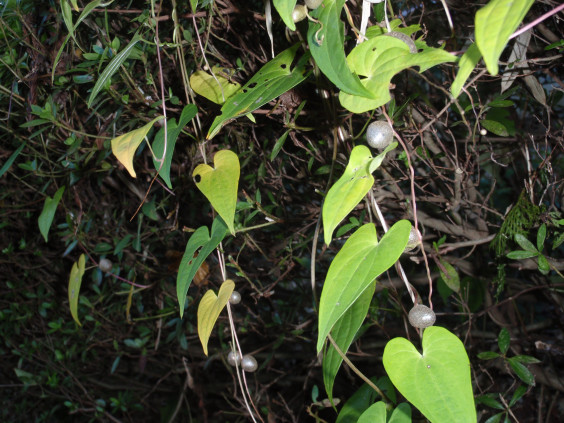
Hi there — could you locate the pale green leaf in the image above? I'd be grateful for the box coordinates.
[38,186,65,242]
[323,145,374,246]
[323,282,375,403]
[198,279,235,355]
[152,104,198,188]
[208,44,310,139]
[383,326,476,423]
[70,0,79,11]
[177,217,228,317]
[514,233,536,252]
[68,254,86,326]
[451,43,482,98]
[111,116,163,178]
[317,220,411,352]
[193,150,240,235]
[273,0,298,31]
[358,401,387,423]
[368,141,397,174]
[190,67,241,104]
[307,0,373,98]
[340,36,456,113]
[389,403,412,423]
[61,1,75,44]
[87,32,142,108]
[475,0,534,75]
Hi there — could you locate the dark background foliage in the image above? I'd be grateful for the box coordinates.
[1,0,563,422]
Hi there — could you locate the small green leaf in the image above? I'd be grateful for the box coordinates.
[383,327,477,423]
[323,145,374,245]
[38,186,65,242]
[537,254,550,275]
[484,413,504,423]
[207,44,310,139]
[317,220,411,352]
[190,67,241,104]
[357,401,387,423]
[87,32,142,108]
[507,250,537,260]
[475,0,534,75]
[193,150,240,235]
[111,116,164,178]
[477,394,505,410]
[498,327,510,355]
[323,282,375,403]
[481,119,509,137]
[198,279,235,355]
[508,357,535,385]
[368,142,397,174]
[270,130,290,161]
[451,43,482,98]
[177,217,228,317]
[514,233,537,252]
[512,354,541,364]
[478,351,500,360]
[509,385,527,407]
[273,0,298,31]
[0,141,26,178]
[307,0,374,98]
[439,258,460,293]
[537,223,547,251]
[335,378,381,423]
[68,254,86,326]
[152,104,198,188]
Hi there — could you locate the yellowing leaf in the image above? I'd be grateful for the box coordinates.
[197,279,235,355]
[111,116,163,177]
[193,150,240,235]
[190,67,241,104]
[68,254,86,326]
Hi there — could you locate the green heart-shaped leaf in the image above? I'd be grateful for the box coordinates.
[198,279,235,356]
[176,217,228,317]
[317,220,411,352]
[193,150,240,235]
[383,326,477,423]
[190,66,241,104]
[323,145,374,246]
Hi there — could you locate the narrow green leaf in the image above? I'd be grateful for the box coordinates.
[477,394,505,410]
[509,385,528,407]
[38,186,65,242]
[152,104,198,188]
[498,328,510,355]
[68,254,86,326]
[481,119,509,137]
[270,130,290,161]
[478,351,501,360]
[176,217,228,317]
[193,150,240,235]
[87,32,142,108]
[507,250,537,260]
[323,145,374,245]
[485,413,504,423]
[317,220,411,352]
[198,279,235,355]
[451,43,482,98]
[358,401,387,423]
[383,327,477,423]
[514,233,537,252]
[368,142,397,174]
[307,0,373,98]
[340,35,456,113]
[61,1,75,44]
[475,0,534,75]
[335,378,380,423]
[111,116,163,178]
[512,354,541,364]
[537,223,547,252]
[508,357,535,385]
[207,44,310,139]
[273,0,298,31]
[323,282,375,403]
[0,142,26,178]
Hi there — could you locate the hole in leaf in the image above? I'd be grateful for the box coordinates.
[280,64,287,69]
[194,174,201,183]
[248,82,257,89]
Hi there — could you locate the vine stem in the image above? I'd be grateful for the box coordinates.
[327,334,389,402]
[510,3,564,41]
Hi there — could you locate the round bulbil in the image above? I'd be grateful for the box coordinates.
[366,120,393,150]
[227,351,242,367]
[99,258,112,273]
[408,304,436,329]
[480,128,487,136]
[305,0,323,9]
[404,227,421,252]
[241,354,258,372]
[229,291,242,305]
[292,5,308,23]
